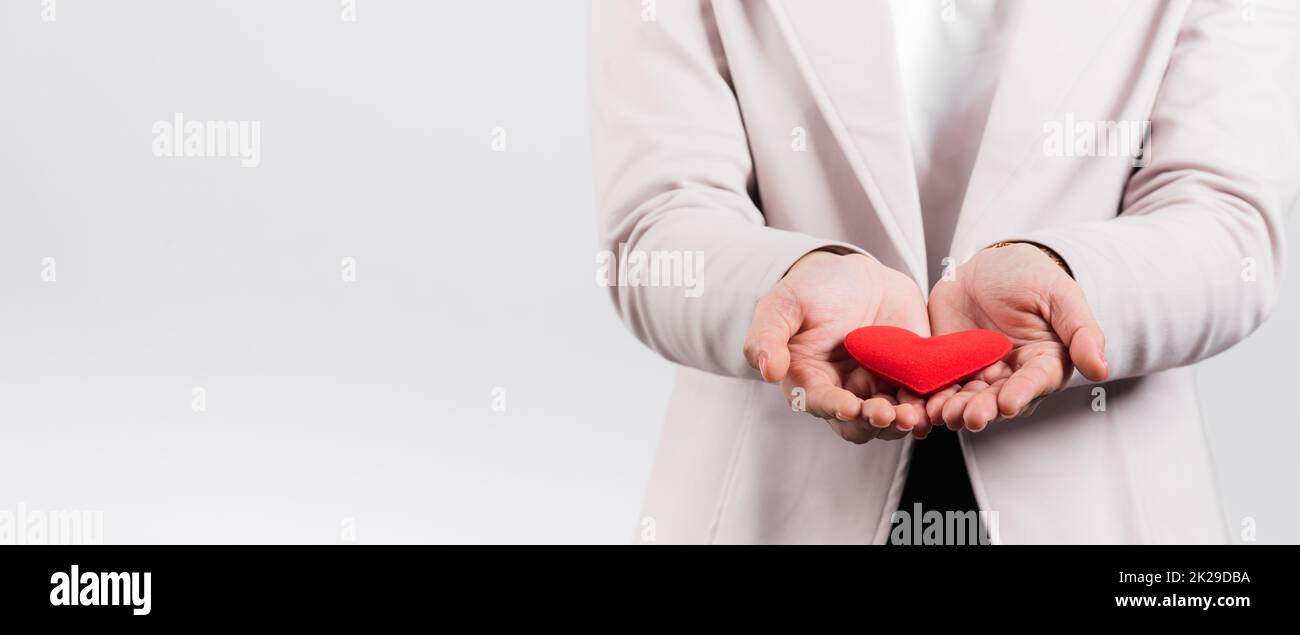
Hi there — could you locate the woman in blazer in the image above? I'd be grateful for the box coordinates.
[590,0,1298,544]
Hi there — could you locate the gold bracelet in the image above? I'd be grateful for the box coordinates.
[988,241,1074,278]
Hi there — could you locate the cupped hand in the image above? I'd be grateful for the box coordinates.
[744,251,931,444]
[923,243,1109,434]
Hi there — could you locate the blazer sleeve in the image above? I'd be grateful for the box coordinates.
[589,0,866,378]
[1020,0,1299,387]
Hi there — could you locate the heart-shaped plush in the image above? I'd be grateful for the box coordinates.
[843,326,1012,395]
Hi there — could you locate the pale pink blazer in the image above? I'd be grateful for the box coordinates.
[590,0,1299,543]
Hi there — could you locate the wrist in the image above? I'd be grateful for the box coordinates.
[987,240,1073,278]
[786,248,872,277]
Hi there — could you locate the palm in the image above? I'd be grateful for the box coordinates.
[929,278,1070,388]
[745,251,931,443]
[785,280,922,402]
[923,243,1107,432]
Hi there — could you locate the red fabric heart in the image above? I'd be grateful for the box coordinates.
[844,326,1012,395]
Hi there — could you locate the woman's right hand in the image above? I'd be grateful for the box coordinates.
[744,251,932,444]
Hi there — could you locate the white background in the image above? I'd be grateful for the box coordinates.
[1,0,1296,543]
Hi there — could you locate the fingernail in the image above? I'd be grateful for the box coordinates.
[757,351,769,379]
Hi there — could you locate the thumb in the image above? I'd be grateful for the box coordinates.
[1047,279,1109,382]
[744,289,803,383]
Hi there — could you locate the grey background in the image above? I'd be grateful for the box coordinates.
[0,0,1295,543]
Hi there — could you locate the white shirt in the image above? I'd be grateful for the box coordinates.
[890,0,1017,284]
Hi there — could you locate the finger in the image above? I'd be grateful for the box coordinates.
[974,360,1013,384]
[843,366,879,398]
[997,356,1064,417]
[804,382,864,422]
[1047,279,1109,382]
[862,396,898,429]
[743,290,802,383]
[963,381,1004,432]
[1069,325,1109,382]
[892,401,922,432]
[898,389,932,438]
[911,420,933,439]
[925,385,961,423]
[943,381,988,430]
[829,419,880,445]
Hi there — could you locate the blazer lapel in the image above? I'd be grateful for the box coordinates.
[951,0,1138,258]
[767,0,926,281]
